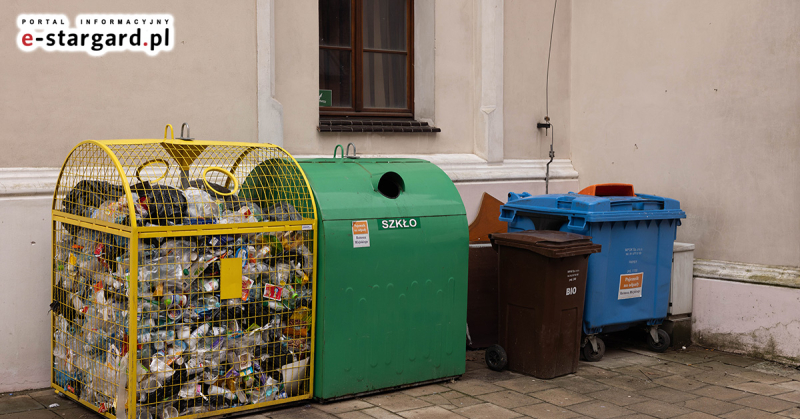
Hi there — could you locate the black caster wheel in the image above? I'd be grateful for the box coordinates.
[647,328,671,353]
[582,337,605,362]
[485,344,508,371]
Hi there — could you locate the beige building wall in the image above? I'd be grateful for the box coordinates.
[0,0,258,168]
[570,0,800,266]
[504,0,571,160]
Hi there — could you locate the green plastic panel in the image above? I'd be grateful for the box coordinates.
[239,158,314,213]
[299,158,468,400]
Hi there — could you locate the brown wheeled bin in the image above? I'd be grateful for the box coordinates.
[487,230,601,379]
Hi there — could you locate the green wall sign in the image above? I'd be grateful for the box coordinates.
[319,89,332,107]
[378,217,421,230]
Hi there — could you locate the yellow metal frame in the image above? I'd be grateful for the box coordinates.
[51,134,319,419]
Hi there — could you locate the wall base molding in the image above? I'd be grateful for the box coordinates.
[0,156,580,198]
[0,168,59,198]
[0,157,579,199]
[694,259,800,289]
[293,154,579,184]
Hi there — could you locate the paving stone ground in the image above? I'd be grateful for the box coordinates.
[2,337,799,418]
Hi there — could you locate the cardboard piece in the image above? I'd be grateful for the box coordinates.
[468,193,507,243]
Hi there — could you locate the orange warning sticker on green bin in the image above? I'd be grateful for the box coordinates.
[618,273,643,299]
[352,220,370,248]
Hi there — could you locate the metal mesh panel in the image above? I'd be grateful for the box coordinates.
[52,138,317,418]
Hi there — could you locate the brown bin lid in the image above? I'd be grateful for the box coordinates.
[489,230,602,258]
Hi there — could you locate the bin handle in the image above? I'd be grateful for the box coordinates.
[135,159,170,184]
[498,208,516,223]
[332,144,344,159]
[345,142,359,159]
[202,167,239,196]
[176,122,194,141]
[164,124,174,140]
[567,216,587,231]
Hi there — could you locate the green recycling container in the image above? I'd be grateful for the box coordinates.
[298,150,468,401]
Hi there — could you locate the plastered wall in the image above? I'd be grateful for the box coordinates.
[504,0,571,160]
[0,0,258,168]
[693,278,800,364]
[570,1,800,266]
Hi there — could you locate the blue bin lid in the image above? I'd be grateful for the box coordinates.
[501,192,686,223]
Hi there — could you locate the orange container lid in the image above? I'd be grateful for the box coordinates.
[578,183,635,197]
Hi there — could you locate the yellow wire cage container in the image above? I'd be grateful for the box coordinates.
[50,125,317,419]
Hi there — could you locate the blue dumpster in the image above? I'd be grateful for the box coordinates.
[499,184,686,361]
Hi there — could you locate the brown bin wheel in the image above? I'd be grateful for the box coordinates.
[647,328,671,353]
[582,337,605,362]
[485,345,508,371]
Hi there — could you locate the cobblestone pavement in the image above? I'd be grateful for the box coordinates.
[3,338,799,418]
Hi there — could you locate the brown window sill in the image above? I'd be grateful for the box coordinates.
[318,119,441,133]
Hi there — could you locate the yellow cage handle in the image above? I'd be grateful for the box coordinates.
[203,167,239,196]
[135,159,170,184]
[164,124,174,139]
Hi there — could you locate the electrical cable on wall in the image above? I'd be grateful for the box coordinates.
[546,0,557,118]
[538,0,558,194]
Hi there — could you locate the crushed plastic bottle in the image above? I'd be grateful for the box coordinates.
[184,188,220,222]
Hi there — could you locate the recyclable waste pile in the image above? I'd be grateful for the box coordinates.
[52,179,314,418]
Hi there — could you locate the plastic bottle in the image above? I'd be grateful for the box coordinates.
[207,385,236,400]
[185,357,205,376]
[138,376,160,395]
[153,329,176,351]
[135,265,157,298]
[201,278,220,292]
[149,356,175,383]
[162,294,187,307]
[59,271,75,293]
[269,263,293,286]
[162,405,179,418]
[183,254,218,280]
[152,254,184,281]
[136,406,155,419]
[251,377,278,403]
[187,323,210,351]
[243,262,268,282]
[92,362,118,398]
[220,204,260,225]
[90,200,127,224]
[137,344,153,361]
[177,325,192,341]
[83,305,106,333]
[184,188,220,221]
[160,240,195,269]
[72,294,85,312]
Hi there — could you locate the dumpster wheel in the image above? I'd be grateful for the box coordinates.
[582,337,605,362]
[485,345,508,371]
[647,328,671,353]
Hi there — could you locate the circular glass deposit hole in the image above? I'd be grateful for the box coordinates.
[377,172,404,199]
